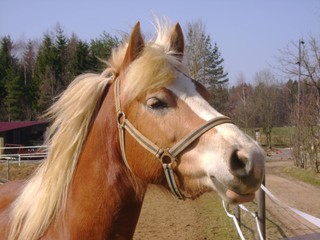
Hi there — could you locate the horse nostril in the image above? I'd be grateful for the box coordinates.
[230,149,251,177]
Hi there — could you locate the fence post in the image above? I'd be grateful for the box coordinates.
[257,176,266,239]
[6,159,10,181]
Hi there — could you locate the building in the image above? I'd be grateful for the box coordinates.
[0,121,48,147]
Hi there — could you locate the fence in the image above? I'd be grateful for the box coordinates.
[0,145,47,181]
[225,179,320,240]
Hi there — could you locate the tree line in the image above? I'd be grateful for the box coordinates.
[1,22,319,171]
[0,21,229,121]
[0,25,120,120]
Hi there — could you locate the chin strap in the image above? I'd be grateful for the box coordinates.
[114,78,232,199]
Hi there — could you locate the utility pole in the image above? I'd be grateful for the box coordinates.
[297,39,304,167]
[297,39,304,120]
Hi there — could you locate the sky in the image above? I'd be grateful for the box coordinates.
[1,0,319,85]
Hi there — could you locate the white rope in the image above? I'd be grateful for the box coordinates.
[222,201,264,240]
[223,184,320,240]
[261,184,320,228]
[238,204,264,240]
[222,201,246,240]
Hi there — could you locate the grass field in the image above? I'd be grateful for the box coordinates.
[282,166,320,187]
[243,126,294,148]
[259,127,294,147]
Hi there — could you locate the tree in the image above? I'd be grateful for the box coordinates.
[54,25,69,90]
[0,36,26,120]
[206,41,228,84]
[185,20,229,112]
[4,66,24,120]
[185,21,228,86]
[253,70,281,148]
[36,25,71,110]
[21,40,38,119]
[277,36,320,171]
[71,40,91,76]
[89,32,120,72]
[185,20,206,82]
[34,34,57,112]
[228,73,256,129]
[0,37,14,118]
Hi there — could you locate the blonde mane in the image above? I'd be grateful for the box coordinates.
[9,19,188,240]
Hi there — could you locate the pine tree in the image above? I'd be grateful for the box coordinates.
[4,66,24,120]
[0,36,25,120]
[54,26,68,90]
[22,40,38,119]
[185,21,229,112]
[34,34,57,112]
[0,37,14,114]
[71,40,91,76]
[89,32,119,71]
[185,21,228,89]
[207,40,228,84]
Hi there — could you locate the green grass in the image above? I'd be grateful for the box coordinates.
[250,126,294,147]
[271,127,294,147]
[198,193,240,239]
[282,166,320,187]
[271,127,293,135]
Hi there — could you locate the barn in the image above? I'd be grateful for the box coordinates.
[0,121,48,147]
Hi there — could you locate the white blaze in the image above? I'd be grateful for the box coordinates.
[167,72,223,121]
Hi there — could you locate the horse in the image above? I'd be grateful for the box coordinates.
[0,19,265,239]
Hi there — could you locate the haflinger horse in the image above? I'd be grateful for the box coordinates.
[0,19,264,239]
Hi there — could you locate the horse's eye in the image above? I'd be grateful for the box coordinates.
[146,97,168,109]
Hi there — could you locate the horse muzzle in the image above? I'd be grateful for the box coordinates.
[211,147,265,204]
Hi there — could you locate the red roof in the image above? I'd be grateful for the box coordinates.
[0,121,47,132]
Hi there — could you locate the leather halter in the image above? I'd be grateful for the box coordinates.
[114,77,233,199]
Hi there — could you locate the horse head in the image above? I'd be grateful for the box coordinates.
[115,21,265,204]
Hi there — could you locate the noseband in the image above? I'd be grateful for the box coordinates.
[114,78,232,199]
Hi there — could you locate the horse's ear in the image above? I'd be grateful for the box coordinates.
[122,22,145,70]
[169,23,184,61]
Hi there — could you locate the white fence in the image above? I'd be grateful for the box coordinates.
[0,145,47,182]
[0,145,47,164]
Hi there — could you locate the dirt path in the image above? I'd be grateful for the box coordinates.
[134,185,238,240]
[134,148,320,239]
[265,149,320,239]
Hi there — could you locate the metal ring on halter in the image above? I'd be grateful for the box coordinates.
[159,149,184,199]
[117,111,126,127]
[159,149,177,165]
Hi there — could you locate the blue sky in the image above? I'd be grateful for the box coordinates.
[1,0,319,85]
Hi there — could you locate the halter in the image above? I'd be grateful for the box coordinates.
[114,77,233,199]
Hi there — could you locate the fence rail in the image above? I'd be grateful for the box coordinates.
[0,145,47,181]
[0,145,47,164]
